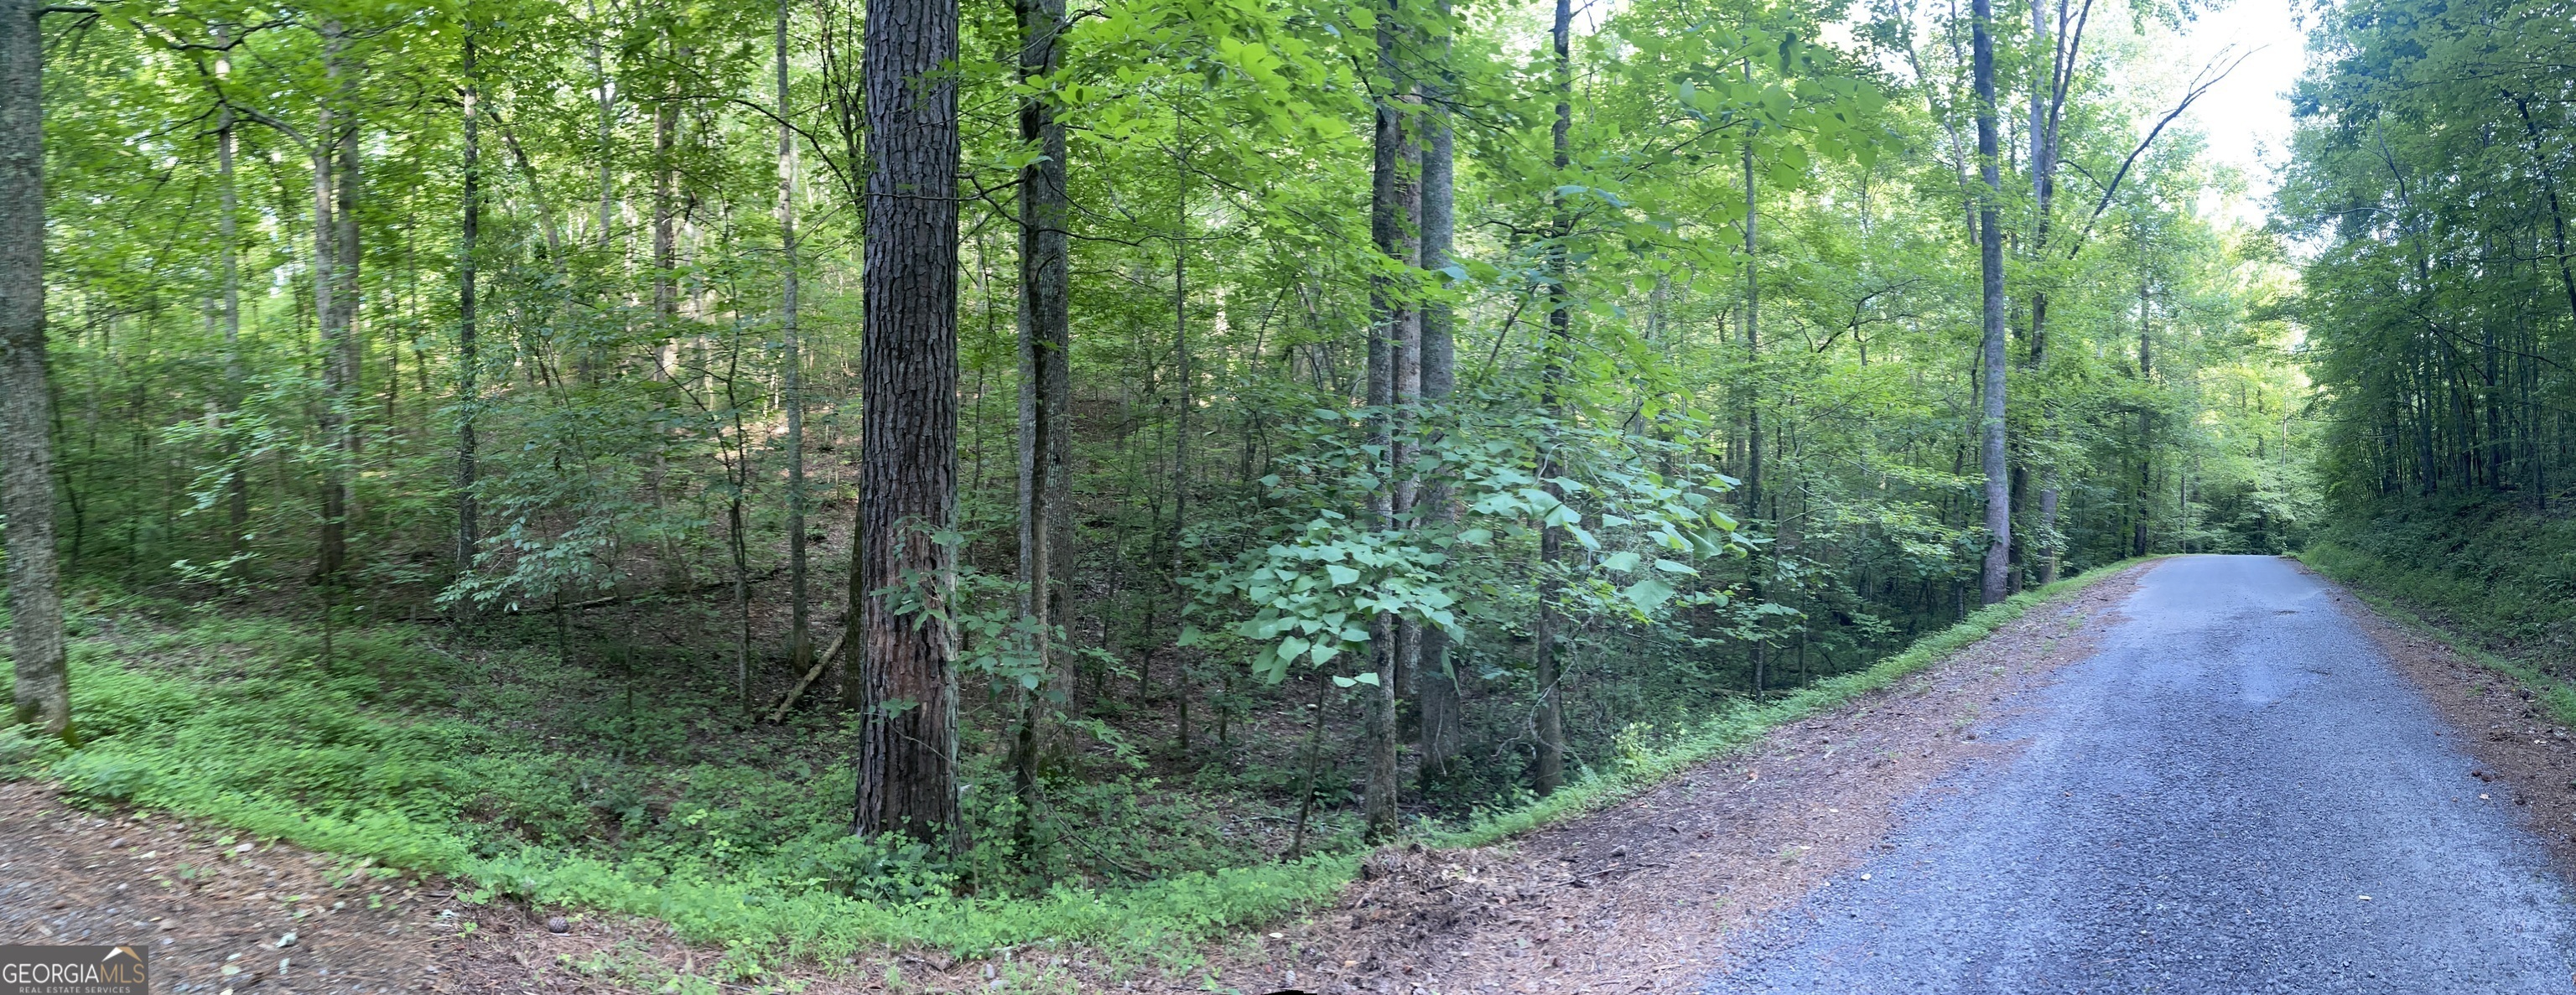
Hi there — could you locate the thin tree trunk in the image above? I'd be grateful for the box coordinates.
[653,39,678,324]
[1363,7,1419,837]
[1414,0,1461,788]
[1010,0,1072,855]
[1742,55,1766,697]
[2,0,69,743]
[852,0,963,844]
[778,0,811,686]
[2134,282,2152,557]
[1169,128,1196,756]
[456,34,482,605]
[1971,0,2012,605]
[314,23,357,590]
[210,103,250,551]
[1534,0,1571,798]
[1287,676,1330,859]
[590,0,615,252]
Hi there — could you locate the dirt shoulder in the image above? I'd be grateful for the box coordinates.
[0,780,464,994]
[0,564,2148,995]
[2299,566,2576,878]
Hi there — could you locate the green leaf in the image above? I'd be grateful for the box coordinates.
[1326,564,1361,586]
[1622,578,1679,614]
[1602,551,1643,573]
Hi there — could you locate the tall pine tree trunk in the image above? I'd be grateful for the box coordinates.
[2,0,69,742]
[852,0,963,843]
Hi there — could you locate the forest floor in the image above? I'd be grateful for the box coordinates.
[0,562,2175,994]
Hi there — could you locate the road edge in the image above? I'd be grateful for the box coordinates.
[1428,557,2156,852]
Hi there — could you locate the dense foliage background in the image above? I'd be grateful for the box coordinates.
[0,0,2321,959]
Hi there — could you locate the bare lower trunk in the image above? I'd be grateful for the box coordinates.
[778,1,811,684]
[1362,4,1420,839]
[2,0,68,742]
[317,23,361,589]
[1010,0,1072,852]
[456,34,482,604]
[1534,0,1571,797]
[1972,0,2011,606]
[1414,0,1461,786]
[218,101,249,547]
[1168,132,1194,755]
[852,0,963,844]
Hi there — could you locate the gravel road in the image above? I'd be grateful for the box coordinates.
[1713,554,2576,994]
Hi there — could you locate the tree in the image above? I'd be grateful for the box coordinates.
[1362,0,1420,839]
[852,0,963,842]
[778,0,811,696]
[2,0,67,743]
[457,28,482,608]
[1971,0,2009,605]
[1009,0,1072,854]
[1415,0,1461,789]
[1534,0,1571,796]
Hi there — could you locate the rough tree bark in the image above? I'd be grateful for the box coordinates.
[852,0,963,843]
[2,0,70,743]
[1971,0,2012,606]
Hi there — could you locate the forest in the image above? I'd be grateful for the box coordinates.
[0,0,2340,974]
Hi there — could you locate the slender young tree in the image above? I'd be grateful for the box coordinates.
[1533,0,1571,797]
[315,20,361,591]
[1009,0,1073,838]
[1740,54,1766,696]
[851,0,963,842]
[456,30,482,602]
[1362,0,1419,838]
[2,0,68,742]
[217,70,248,546]
[778,0,812,684]
[1971,0,2012,605]
[2024,0,2092,584]
[1414,0,1461,789]
[1166,124,1193,752]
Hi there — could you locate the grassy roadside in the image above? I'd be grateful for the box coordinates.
[0,560,2139,967]
[2299,545,2576,732]
[1428,558,2144,851]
